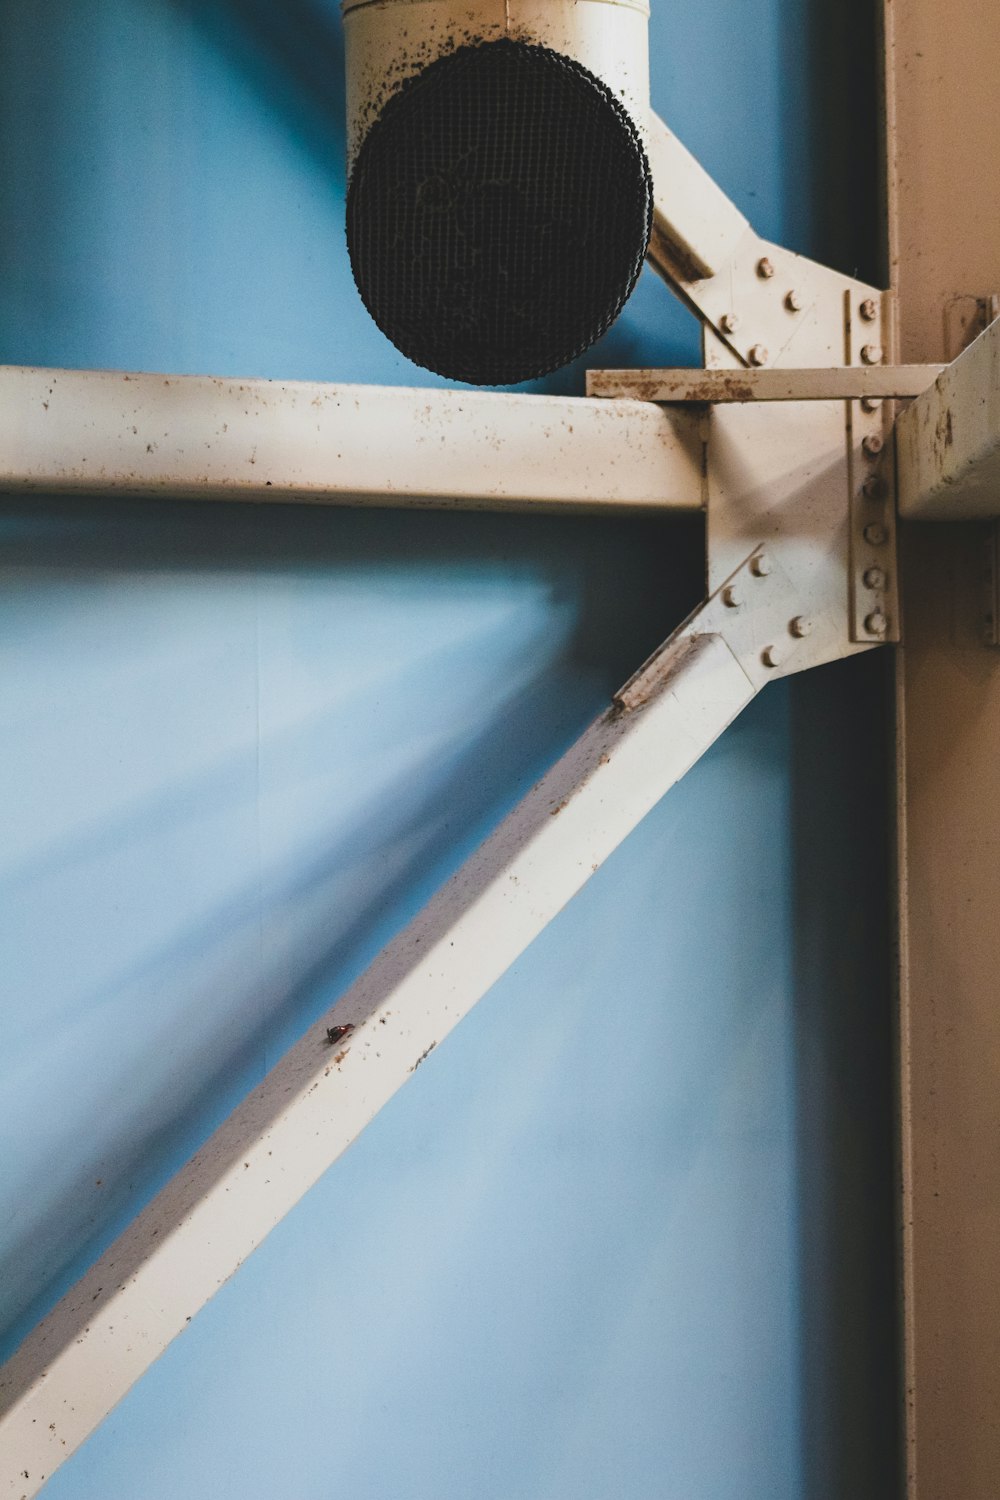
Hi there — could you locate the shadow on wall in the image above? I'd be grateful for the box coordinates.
[0,498,703,1363]
[796,0,882,284]
[171,0,348,190]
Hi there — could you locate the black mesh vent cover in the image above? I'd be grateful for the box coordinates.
[346,39,653,386]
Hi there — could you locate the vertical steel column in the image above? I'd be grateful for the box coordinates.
[885,0,1000,1494]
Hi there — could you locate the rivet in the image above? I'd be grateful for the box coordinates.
[861,397,883,413]
[865,611,889,637]
[785,290,804,312]
[862,433,884,458]
[748,344,769,366]
[762,644,784,668]
[757,257,775,280]
[789,616,813,638]
[860,298,879,322]
[751,552,772,577]
[863,566,887,589]
[722,584,742,608]
[864,523,887,546]
[861,343,883,365]
[862,474,886,501]
[720,313,740,334]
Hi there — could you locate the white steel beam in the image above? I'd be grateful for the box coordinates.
[0,546,853,1498]
[0,366,703,514]
[588,365,943,403]
[896,317,1000,519]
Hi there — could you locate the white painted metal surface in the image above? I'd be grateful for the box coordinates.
[693,241,898,643]
[885,0,1000,1488]
[0,367,703,513]
[645,113,748,282]
[897,316,1000,519]
[342,0,650,171]
[2,549,824,1498]
[587,365,943,403]
[646,113,884,376]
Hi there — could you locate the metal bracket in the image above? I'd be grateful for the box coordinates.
[697,267,900,658]
[652,222,878,372]
[846,291,901,644]
[619,546,849,707]
[898,311,1000,523]
[589,273,906,650]
[585,365,944,403]
[639,111,901,646]
[847,398,899,644]
[685,231,828,370]
[591,386,903,661]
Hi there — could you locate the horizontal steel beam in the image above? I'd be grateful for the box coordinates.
[587,365,944,403]
[897,318,1000,519]
[0,366,704,514]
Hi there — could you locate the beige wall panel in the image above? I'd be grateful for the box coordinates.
[888,0,999,363]
[896,526,1000,1500]
[886,0,1000,1494]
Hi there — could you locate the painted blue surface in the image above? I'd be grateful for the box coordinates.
[0,1,896,1496]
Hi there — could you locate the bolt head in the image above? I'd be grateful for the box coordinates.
[862,474,887,501]
[720,313,740,334]
[762,644,784,668]
[861,343,884,365]
[789,615,813,638]
[748,344,769,366]
[862,433,884,457]
[785,290,804,312]
[722,584,742,608]
[864,523,887,546]
[757,257,775,279]
[860,298,879,322]
[863,566,887,589]
[750,552,772,577]
[861,397,883,413]
[865,611,889,637]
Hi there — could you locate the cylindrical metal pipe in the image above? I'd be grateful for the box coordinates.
[342,0,650,175]
[342,0,653,385]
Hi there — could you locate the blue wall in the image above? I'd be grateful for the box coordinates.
[0,1,897,1496]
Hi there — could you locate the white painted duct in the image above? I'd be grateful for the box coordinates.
[342,0,651,173]
[341,0,653,385]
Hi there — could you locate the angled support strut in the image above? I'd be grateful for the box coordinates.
[0,547,852,1497]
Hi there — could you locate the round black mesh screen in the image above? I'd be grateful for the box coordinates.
[346,39,653,386]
